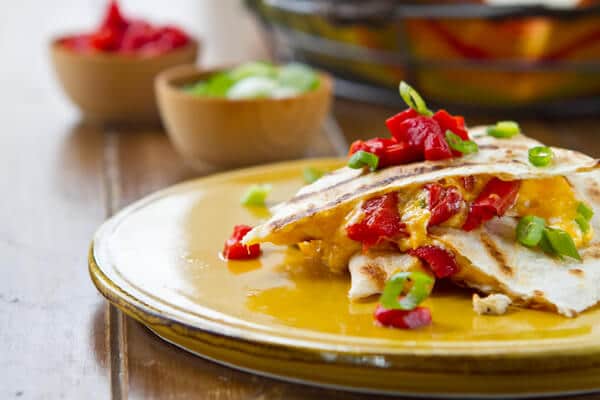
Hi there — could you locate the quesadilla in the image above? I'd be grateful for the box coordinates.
[234,82,599,328]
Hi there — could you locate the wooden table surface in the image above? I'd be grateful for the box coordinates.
[3,1,600,399]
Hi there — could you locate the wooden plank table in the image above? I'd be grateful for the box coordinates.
[2,1,600,399]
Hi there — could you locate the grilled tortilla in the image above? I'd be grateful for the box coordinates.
[244,128,600,315]
[244,128,597,246]
[431,171,600,317]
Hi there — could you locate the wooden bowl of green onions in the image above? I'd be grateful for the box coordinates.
[155,62,333,170]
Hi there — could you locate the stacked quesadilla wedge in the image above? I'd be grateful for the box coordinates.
[238,83,599,328]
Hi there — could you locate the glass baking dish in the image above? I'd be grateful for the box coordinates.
[247,0,600,115]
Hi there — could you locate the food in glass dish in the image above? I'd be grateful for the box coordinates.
[183,62,320,100]
[59,1,190,56]
[227,81,600,330]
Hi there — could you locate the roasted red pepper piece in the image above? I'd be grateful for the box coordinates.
[374,304,432,329]
[433,109,469,140]
[423,130,453,160]
[425,184,463,226]
[409,246,459,278]
[346,193,407,249]
[61,1,189,55]
[223,225,260,260]
[349,138,419,168]
[385,108,419,140]
[462,178,521,231]
[390,115,442,154]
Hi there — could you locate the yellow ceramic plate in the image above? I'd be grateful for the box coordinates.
[90,158,600,398]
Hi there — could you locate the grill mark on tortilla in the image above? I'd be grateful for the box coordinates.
[586,180,600,203]
[269,164,453,229]
[533,290,545,298]
[361,264,386,290]
[479,145,499,150]
[480,231,514,277]
[581,242,600,259]
[569,268,584,277]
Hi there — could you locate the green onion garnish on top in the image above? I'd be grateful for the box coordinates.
[543,227,581,261]
[380,271,434,311]
[516,215,546,247]
[399,81,433,117]
[487,121,521,138]
[528,146,554,167]
[348,150,379,172]
[577,202,594,221]
[445,131,479,155]
[303,167,324,184]
[240,184,272,206]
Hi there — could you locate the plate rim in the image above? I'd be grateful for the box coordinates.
[89,157,600,373]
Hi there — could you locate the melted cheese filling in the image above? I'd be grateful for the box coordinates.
[515,176,592,247]
[299,175,592,272]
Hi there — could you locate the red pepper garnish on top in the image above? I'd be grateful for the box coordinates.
[346,193,408,250]
[409,246,459,278]
[223,225,260,260]
[348,83,471,171]
[462,178,521,231]
[349,138,419,168]
[60,1,190,55]
[425,184,463,226]
[374,304,432,329]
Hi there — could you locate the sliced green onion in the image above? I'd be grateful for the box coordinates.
[228,61,277,81]
[380,271,434,311]
[544,227,581,261]
[487,121,521,138]
[278,63,319,92]
[577,202,594,221]
[240,184,272,206]
[538,231,556,255]
[575,214,591,234]
[399,81,433,117]
[348,150,379,172]
[445,131,479,155]
[303,167,324,184]
[516,216,546,247]
[528,146,554,167]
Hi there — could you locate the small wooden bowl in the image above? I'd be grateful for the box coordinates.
[155,64,333,169]
[50,38,199,124]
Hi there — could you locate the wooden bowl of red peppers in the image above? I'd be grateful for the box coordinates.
[50,1,199,124]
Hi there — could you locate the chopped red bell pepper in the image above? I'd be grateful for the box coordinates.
[346,193,407,249]
[425,184,463,226]
[390,115,443,155]
[423,130,453,160]
[61,1,190,55]
[374,304,432,329]
[409,246,459,278]
[385,108,419,140]
[433,109,469,141]
[462,178,521,231]
[349,138,419,168]
[223,225,260,260]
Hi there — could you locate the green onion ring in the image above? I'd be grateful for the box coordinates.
[577,202,594,221]
[348,150,379,172]
[399,81,433,117]
[303,167,324,184]
[544,227,581,261]
[575,214,591,234]
[240,184,272,206]
[380,271,434,311]
[486,121,521,138]
[516,216,546,247]
[528,146,554,167]
[445,131,479,154]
